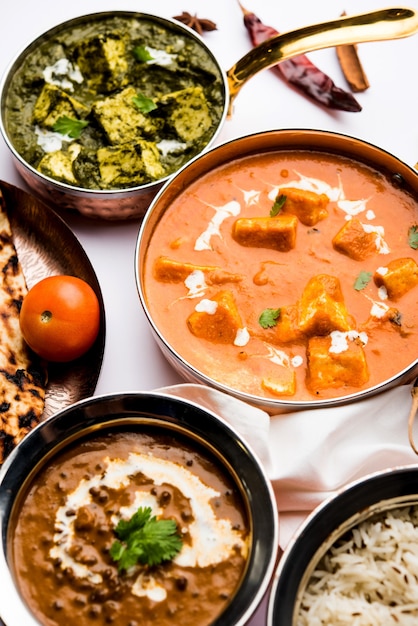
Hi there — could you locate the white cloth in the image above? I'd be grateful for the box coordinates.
[156,382,418,513]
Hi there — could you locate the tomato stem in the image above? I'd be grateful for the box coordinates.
[40,310,52,323]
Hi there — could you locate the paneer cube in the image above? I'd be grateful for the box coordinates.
[262,369,296,396]
[153,257,217,282]
[274,305,304,343]
[232,214,297,251]
[93,86,162,145]
[159,86,212,143]
[187,290,244,344]
[72,32,129,92]
[33,84,89,129]
[37,143,81,184]
[96,145,143,187]
[279,187,329,226]
[153,257,242,285]
[139,141,165,179]
[307,335,369,391]
[374,257,418,300]
[96,140,163,188]
[332,218,378,260]
[303,274,346,302]
[298,275,352,336]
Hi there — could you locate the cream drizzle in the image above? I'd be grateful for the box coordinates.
[194,201,241,251]
[185,270,207,298]
[268,171,371,218]
[329,330,368,354]
[35,126,72,152]
[43,58,83,91]
[49,452,247,601]
[234,327,250,347]
[361,223,390,254]
[262,345,303,369]
[144,46,177,67]
[364,293,391,318]
[194,298,217,314]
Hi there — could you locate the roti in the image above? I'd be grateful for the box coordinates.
[0,189,47,464]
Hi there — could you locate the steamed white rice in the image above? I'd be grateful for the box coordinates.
[297,505,418,625]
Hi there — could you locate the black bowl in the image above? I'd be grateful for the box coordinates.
[0,391,278,626]
[268,464,418,625]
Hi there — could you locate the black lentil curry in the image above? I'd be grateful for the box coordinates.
[4,13,225,190]
[10,428,250,626]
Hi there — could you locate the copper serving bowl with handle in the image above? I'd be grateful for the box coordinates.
[0,8,417,220]
[135,128,418,413]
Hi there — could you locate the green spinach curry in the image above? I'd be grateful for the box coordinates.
[4,14,224,190]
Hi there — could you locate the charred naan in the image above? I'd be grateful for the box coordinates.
[0,189,46,464]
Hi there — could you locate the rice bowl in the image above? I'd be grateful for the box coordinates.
[297,505,418,625]
[268,464,418,626]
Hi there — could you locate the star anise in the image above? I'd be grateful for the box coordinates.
[173,12,217,36]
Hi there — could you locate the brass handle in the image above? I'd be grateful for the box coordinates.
[226,7,418,115]
[408,378,418,455]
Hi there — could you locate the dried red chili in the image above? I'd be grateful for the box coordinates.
[238,2,361,112]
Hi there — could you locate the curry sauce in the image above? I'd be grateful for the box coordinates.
[143,150,418,402]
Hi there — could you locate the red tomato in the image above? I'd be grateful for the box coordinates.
[19,275,101,362]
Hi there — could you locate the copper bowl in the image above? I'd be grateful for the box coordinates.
[135,129,418,413]
[0,391,279,625]
[1,9,417,220]
[0,11,227,220]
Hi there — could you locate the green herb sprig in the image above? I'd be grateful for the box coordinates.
[259,308,281,328]
[408,225,418,250]
[133,45,154,63]
[52,116,89,139]
[132,93,158,114]
[109,507,183,572]
[270,194,287,217]
[353,271,372,291]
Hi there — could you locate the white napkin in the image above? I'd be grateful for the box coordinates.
[156,381,418,512]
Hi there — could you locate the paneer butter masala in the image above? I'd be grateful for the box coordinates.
[11,428,250,626]
[143,150,418,401]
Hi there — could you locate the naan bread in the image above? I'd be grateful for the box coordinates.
[0,189,47,464]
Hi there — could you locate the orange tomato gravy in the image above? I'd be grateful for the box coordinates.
[143,150,418,401]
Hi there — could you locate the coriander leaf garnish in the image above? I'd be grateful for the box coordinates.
[52,116,89,139]
[133,45,154,62]
[259,308,281,328]
[270,194,287,217]
[132,93,158,114]
[109,506,183,572]
[408,225,418,250]
[353,270,372,291]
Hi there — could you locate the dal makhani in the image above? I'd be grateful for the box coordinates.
[10,428,250,626]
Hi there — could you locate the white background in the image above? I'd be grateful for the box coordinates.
[1,1,418,624]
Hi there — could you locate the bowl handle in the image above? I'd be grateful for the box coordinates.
[226,7,418,115]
